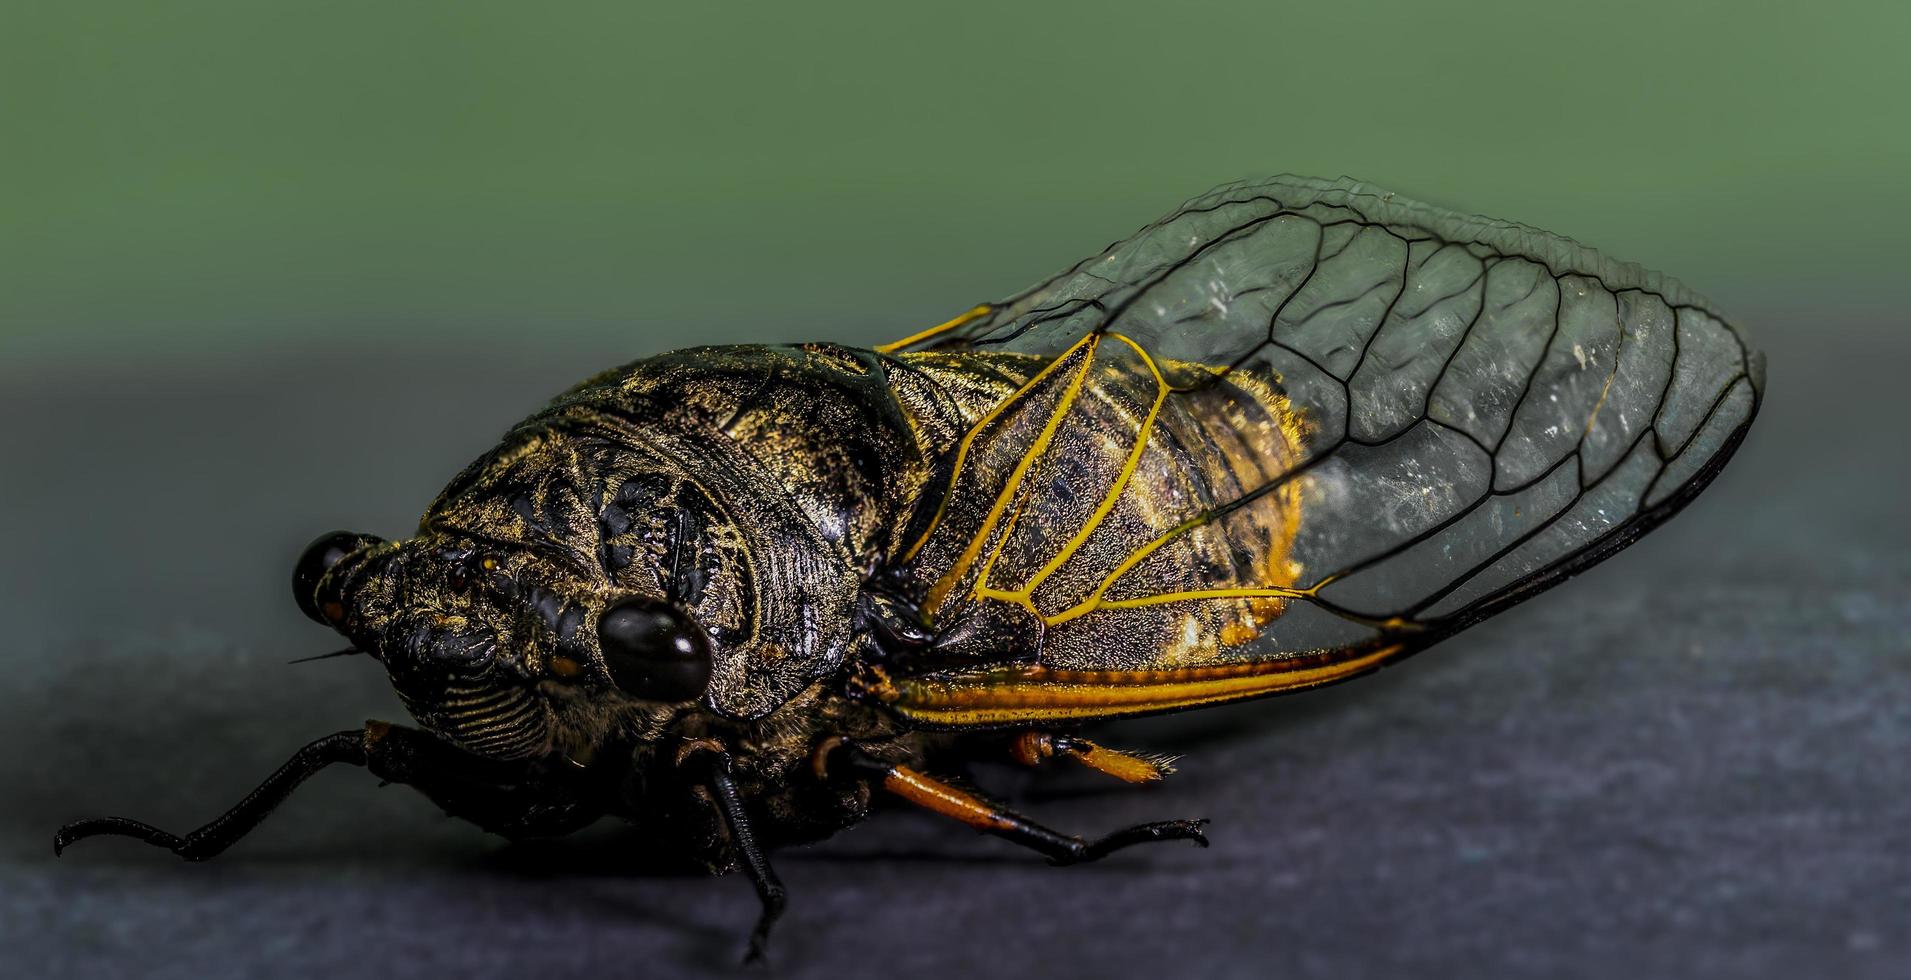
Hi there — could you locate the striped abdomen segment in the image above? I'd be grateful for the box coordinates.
[398,679,552,761]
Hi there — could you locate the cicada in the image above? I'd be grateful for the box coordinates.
[56,175,1762,960]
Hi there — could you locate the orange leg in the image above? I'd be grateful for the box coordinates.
[876,762,1206,865]
[1009,732,1176,784]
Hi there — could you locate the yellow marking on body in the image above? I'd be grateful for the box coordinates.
[880,644,1406,726]
[921,336,1101,617]
[875,304,995,354]
[1220,621,1261,646]
[901,333,1099,565]
[1234,371,1313,635]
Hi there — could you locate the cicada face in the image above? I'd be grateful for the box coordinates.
[291,528,716,763]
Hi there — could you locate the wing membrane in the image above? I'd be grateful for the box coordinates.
[876,175,1761,727]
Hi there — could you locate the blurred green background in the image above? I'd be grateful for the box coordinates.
[5,0,1906,369]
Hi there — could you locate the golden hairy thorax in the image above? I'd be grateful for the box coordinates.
[892,339,1309,673]
[420,343,956,723]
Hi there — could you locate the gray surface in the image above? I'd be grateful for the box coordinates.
[2,316,1905,980]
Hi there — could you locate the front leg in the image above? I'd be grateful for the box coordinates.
[55,722,602,860]
[55,729,369,860]
[678,745,787,964]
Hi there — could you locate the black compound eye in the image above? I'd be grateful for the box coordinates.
[595,597,712,703]
[293,530,384,626]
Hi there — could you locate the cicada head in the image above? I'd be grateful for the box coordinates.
[291,527,710,763]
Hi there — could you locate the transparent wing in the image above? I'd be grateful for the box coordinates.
[870,175,1762,728]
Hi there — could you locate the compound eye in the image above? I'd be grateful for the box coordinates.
[595,596,712,703]
[293,530,384,626]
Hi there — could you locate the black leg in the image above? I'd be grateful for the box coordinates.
[684,748,787,964]
[825,743,1208,865]
[55,729,369,860]
[55,723,604,861]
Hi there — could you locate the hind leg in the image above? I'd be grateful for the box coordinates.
[822,741,1207,865]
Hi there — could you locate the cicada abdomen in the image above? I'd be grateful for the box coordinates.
[869,176,1761,727]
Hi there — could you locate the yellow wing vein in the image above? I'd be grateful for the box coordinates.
[867,642,1408,726]
[984,332,1170,605]
[875,304,995,355]
[921,336,1101,617]
[900,332,1097,565]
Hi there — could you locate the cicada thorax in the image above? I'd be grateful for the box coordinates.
[890,337,1310,672]
[415,342,963,726]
